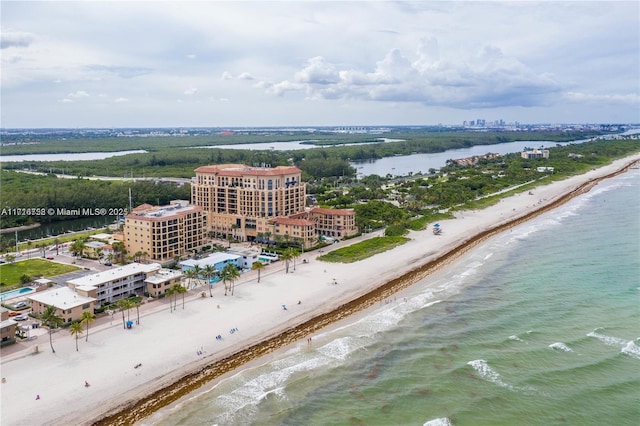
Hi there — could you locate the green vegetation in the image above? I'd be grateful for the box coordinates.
[0,259,80,288]
[0,129,605,156]
[0,171,191,228]
[2,130,608,180]
[319,138,639,263]
[1,130,637,266]
[319,236,410,263]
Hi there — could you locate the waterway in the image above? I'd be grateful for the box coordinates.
[9,216,117,242]
[0,150,146,163]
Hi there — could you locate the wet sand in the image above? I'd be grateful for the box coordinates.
[95,156,639,426]
[1,154,638,426]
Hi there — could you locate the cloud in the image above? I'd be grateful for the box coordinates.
[114,97,129,103]
[85,65,153,79]
[1,31,35,49]
[253,42,563,110]
[183,87,198,95]
[564,92,639,104]
[61,90,91,103]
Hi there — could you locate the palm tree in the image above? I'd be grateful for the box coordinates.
[184,269,195,289]
[192,265,202,287]
[174,284,187,309]
[116,299,132,329]
[69,322,83,351]
[166,286,175,313]
[252,261,265,283]
[290,248,301,271]
[111,241,127,264]
[70,240,87,258]
[169,284,182,310]
[41,305,64,353]
[54,238,60,255]
[203,265,216,297]
[132,300,142,324]
[95,247,104,262]
[220,264,241,296]
[81,311,95,342]
[280,249,293,274]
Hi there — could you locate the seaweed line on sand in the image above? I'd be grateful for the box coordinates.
[93,159,638,426]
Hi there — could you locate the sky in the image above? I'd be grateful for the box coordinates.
[1,1,639,128]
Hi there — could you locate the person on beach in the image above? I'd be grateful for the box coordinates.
[36,395,40,400]
[85,381,90,387]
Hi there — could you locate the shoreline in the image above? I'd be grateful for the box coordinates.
[0,223,40,235]
[95,156,640,426]
[1,154,639,426]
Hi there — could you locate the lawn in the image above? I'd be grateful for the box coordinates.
[318,236,410,263]
[0,258,80,288]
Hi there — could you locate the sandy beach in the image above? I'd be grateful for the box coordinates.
[1,154,639,426]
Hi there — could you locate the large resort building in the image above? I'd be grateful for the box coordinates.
[192,164,357,249]
[122,164,357,262]
[192,164,306,239]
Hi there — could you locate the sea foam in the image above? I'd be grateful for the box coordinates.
[548,342,573,352]
[424,418,453,426]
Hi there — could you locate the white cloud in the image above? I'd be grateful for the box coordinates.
[0,1,637,127]
[255,43,562,109]
[1,31,36,49]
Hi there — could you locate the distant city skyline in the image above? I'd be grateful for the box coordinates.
[1,1,638,128]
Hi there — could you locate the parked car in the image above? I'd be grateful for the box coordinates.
[8,311,21,317]
[14,301,28,309]
[14,315,28,321]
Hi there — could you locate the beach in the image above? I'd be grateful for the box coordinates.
[1,154,639,426]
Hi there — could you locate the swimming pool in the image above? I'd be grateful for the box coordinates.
[0,286,36,302]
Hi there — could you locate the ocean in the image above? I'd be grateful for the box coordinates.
[149,168,640,426]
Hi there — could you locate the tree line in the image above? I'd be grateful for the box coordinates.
[0,171,191,228]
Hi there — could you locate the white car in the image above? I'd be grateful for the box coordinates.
[14,315,28,321]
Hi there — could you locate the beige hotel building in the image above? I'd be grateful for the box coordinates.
[191,164,311,243]
[124,201,207,263]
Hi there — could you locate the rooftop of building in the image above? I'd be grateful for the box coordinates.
[90,233,115,242]
[194,164,301,177]
[179,253,241,269]
[309,207,355,216]
[67,263,161,288]
[228,247,262,257]
[28,286,96,309]
[144,268,183,284]
[127,201,203,220]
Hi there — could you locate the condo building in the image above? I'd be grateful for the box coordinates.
[66,262,162,307]
[191,164,308,242]
[123,200,207,263]
[305,207,358,239]
[28,287,96,323]
[521,148,550,159]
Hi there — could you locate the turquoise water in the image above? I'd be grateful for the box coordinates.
[0,286,35,301]
[149,169,640,426]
